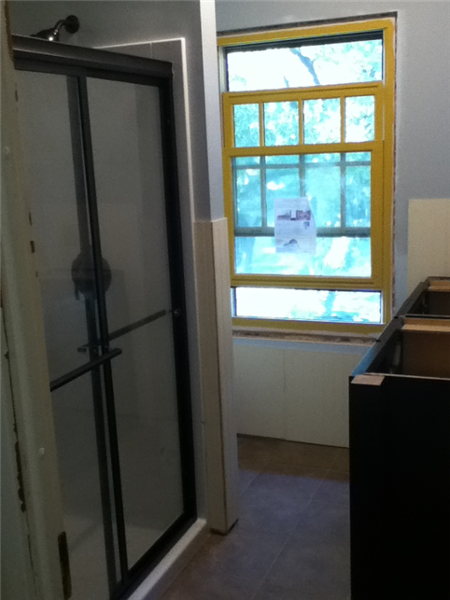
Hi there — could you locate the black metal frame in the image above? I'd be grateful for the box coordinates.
[13,34,197,600]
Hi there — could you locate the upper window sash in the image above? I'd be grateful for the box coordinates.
[224,32,384,93]
[222,84,384,151]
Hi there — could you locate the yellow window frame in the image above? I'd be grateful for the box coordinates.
[219,17,396,334]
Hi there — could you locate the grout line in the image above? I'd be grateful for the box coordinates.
[250,466,330,599]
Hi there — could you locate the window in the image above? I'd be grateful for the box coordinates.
[219,18,395,333]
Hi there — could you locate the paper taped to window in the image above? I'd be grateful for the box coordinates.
[274,197,316,255]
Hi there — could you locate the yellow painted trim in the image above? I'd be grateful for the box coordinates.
[231,277,380,291]
[258,102,264,146]
[222,152,236,281]
[381,19,396,323]
[232,317,384,336]
[224,82,382,104]
[224,142,380,158]
[220,16,396,331]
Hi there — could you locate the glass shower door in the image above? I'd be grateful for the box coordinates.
[14,36,196,600]
[86,77,186,568]
[16,70,120,600]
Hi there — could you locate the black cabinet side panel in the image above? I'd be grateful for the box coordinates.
[350,376,450,600]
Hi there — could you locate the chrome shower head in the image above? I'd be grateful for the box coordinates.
[32,15,80,42]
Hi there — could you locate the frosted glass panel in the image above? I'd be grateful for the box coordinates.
[15,71,96,382]
[234,287,382,324]
[87,80,172,333]
[53,374,114,600]
[303,98,341,144]
[227,38,383,91]
[264,101,299,146]
[87,78,184,568]
[112,318,183,566]
[235,161,262,227]
[234,103,260,147]
[345,96,375,142]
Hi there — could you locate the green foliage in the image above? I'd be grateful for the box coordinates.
[230,38,377,281]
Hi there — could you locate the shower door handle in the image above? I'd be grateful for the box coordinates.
[77,309,168,354]
[50,348,122,392]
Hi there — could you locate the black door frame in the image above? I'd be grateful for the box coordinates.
[13,34,197,600]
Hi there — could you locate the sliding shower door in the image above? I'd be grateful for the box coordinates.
[14,36,196,600]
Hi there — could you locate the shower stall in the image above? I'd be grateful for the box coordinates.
[13,35,196,599]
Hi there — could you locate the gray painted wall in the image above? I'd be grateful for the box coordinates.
[216,0,450,308]
[9,0,224,221]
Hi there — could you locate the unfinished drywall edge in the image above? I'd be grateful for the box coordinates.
[1,315,37,600]
[1,7,65,598]
[211,217,239,529]
[194,220,238,533]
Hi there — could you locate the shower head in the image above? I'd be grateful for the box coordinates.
[32,15,80,42]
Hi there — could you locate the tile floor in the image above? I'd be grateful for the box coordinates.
[162,435,350,600]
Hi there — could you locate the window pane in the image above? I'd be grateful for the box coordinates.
[236,156,260,166]
[234,287,382,324]
[315,237,371,277]
[303,98,340,144]
[305,153,340,163]
[234,104,260,147]
[227,38,383,92]
[346,165,371,227]
[264,101,299,146]
[266,167,300,227]
[345,96,375,142]
[235,236,371,277]
[232,152,372,277]
[233,160,262,227]
[346,151,371,162]
[266,155,300,165]
[305,162,341,228]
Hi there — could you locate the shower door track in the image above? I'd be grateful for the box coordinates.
[13,35,197,600]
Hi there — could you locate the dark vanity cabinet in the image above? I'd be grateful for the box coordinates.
[349,278,450,600]
[398,276,450,319]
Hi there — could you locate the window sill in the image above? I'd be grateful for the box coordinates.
[232,324,378,346]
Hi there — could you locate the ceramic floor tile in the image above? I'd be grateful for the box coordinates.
[236,464,327,535]
[312,470,350,506]
[163,438,350,600]
[332,448,350,473]
[291,498,350,544]
[255,463,327,494]
[239,467,260,495]
[266,499,350,597]
[265,440,340,470]
[188,528,287,582]
[254,581,351,600]
[238,435,285,468]
[160,561,260,600]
